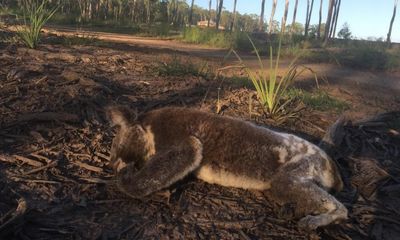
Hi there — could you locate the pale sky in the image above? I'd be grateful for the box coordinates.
[193,0,400,42]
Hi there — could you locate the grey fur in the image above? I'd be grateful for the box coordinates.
[107,106,348,230]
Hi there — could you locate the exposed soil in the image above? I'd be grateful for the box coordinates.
[1,30,400,239]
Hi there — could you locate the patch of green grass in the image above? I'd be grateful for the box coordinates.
[155,54,212,78]
[287,88,349,112]
[43,33,100,46]
[181,27,255,51]
[229,76,255,89]
[62,33,98,46]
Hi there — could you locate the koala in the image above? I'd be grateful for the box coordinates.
[107,106,348,230]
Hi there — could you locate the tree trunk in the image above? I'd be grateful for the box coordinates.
[291,0,299,34]
[387,0,398,45]
[305,0,310,35]
[207,0,212,27]
[230,0,238,31]
[317,0,323,39]
[259,0,266,32]
[216,0,219,20]
[130,0,136,22]
[269,0,277,34]
[331,0,341,38]
[216,0,223,30]
[189,0,195,26]
[282,0,290,33]
[304,0,314,37]
[146,0,151,24]
[323,0,335,45]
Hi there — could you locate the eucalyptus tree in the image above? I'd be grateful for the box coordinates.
[207,0,212,26]
[259,0,266,31]
[188,0,195,25]
[323,0,335,45]
[282,0,290,33]
[215,0,223,29]
[291,0,299,34]
[269,0,277,34]
[387,0,398,45]
[304,0,314,37]
[230,0,238,31]
[329,0,341,38]
[317,0,323,38]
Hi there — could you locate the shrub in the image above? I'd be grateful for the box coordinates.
[338,46,400,71]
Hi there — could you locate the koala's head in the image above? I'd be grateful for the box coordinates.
[106,106,148,172]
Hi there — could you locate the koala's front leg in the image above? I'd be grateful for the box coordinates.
[116,136,203,199]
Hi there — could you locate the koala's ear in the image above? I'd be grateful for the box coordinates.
[106,105,137,129]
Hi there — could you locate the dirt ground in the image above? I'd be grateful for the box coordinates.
[1,29,400,239]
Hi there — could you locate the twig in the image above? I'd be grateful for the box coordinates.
[72,161,103,173]
[9,176,61,185]
[0,198,27,232]
[0,154,16,164]
[301,119,326,133]
[94,152,110,161]
[21,161,57,175]
[29,153,54,163]
[88,199,129,204]
[34,76,47,85]
[13,155,43,167]
[78,177,110,184]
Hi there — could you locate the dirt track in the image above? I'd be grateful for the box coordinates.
[44,26,400,93]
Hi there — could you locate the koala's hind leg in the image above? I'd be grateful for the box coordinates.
[116,136,203,199]
[269,175,348,230]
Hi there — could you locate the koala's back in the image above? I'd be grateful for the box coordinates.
[138,107,342,192]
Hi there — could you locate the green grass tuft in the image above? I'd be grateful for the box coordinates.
[17,0,58,49]
[231,34,320,122]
